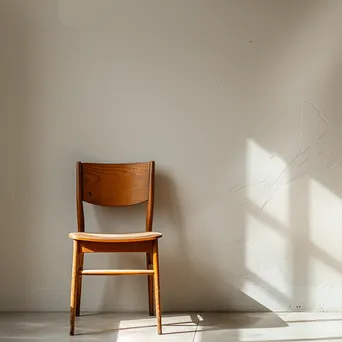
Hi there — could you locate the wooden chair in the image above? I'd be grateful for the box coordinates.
[68,161,162,335]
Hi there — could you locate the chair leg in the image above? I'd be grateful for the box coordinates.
[70,240,80,336]
[146,252,154,316]
[76,252,84,316]
[152,240,162,335]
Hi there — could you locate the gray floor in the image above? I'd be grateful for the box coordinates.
[1,312,342,341]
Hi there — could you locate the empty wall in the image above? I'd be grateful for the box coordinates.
[1,0,342,312]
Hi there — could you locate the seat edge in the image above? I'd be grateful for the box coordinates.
[68,232,162,242]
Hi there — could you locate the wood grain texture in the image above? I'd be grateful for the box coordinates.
[81,269,154,275]
[75,252,84,317]
[82,162,151,207]
[69,232,162,243]
[146,161,155,231]
[79,240,153,253]
[69,240,80,335]
[76,162,85,232]
[147,252,155,316]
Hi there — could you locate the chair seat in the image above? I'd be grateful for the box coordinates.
[69,231,162,243]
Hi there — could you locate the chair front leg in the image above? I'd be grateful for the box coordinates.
[146,252,155,316]
[70,240,80,335]
[76,252,84,316]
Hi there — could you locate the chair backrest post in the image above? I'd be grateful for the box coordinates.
[76,162,85,232]
[146,161,155,232]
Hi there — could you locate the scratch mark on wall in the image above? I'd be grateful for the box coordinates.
[305,100,330,126]
[278,151,293,160]
[325,152,331,166]
[325,159,340,171]
[235,184,250,191]
[273,149,310,186]
[282,168,320,186]
[228,184,240,192]
[261,181,283,210]
[257,180,268,184]
[302,146,312,155]
[298,157,310,168]
[229,179,267,193]
[261,198,271,210]
[261,146,314,210]
[318,133,327,143]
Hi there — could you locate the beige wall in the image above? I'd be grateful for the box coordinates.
[1,0,342,312]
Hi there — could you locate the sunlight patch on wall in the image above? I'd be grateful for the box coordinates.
[309,178,342,265]
[242,139,292,309]
[308,179,342,303]
[246,139,290,226]
[243,214,291,309]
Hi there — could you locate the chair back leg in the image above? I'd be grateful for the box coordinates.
[152,241,162,334]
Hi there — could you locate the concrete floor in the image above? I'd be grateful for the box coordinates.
[1,312,342,341]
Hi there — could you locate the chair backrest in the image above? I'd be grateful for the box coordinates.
[76,161,155,232]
